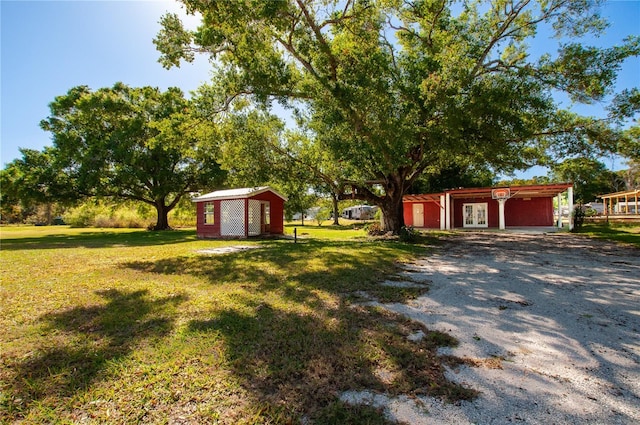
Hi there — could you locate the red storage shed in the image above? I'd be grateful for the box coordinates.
[193,186,287,238]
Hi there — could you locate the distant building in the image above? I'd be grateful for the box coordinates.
[341,205,378,220]
[293,206,321,221]
[599,189,640,216]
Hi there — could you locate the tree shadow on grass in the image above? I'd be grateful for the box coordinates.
[2,289,187,420]
[285,223,365,231]
[122,239,475,422]
[126,239,423,291]
[187,301,475,423]
[0,229,198,251]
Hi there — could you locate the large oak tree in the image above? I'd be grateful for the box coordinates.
[156,0,638,232]
[40,83,225,230]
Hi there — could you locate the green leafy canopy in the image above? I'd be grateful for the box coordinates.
[155,0,639,232]
[40,83,225,230]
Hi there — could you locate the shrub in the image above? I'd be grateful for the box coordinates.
[94,215,115,228]
[374,207,382,222]
[64,203,102,227]
[585,208,598,217]
[113,208,147,228]
[168,197,197,227]
[572,205,586,231]
[399,225,420,243]
[365,221,385,236]
[315,207,331,226]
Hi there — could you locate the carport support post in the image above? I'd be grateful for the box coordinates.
[498,198,507,230]
[568,186,574,231]
[557,193,563,228]
[445,192,451,230]
[440,194,446,230]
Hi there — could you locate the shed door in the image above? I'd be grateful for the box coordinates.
[412,203,424,227]
[261,202,270,234]
[463,203,488,228]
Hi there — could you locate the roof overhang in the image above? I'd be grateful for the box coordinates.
[193,186,288,202]
[599,189,640,200]
[404,184,572,202]
[403,193,444,202]
[446,183,573,199]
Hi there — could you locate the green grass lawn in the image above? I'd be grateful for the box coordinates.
[575,222,640,248]
[284,220,375,240]
[0,225,473,424]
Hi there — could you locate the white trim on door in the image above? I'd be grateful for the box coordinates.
[463,203,488,228]
[412,203,424,227]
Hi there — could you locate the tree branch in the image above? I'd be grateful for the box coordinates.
[336,180,383,204]
[427,0,447,47]
[471,0,531,78]
[295,0,339,82]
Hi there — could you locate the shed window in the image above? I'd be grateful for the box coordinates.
[204,202,215,224]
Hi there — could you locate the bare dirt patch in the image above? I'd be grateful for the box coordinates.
[344,231,640,424]
[196,245,262,255]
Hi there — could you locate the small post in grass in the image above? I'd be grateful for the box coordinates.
[294,227,297,244]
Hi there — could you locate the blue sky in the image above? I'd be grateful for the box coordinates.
[1,1,639,177]
[1,0,212,167]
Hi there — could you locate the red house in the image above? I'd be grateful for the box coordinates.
[403,183,574,230]
[193,186,287,238]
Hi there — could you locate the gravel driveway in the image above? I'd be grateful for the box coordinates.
[342,231,640,424]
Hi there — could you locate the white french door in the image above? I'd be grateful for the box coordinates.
[463,203,488,228]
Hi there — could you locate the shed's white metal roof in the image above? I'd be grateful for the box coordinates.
[192,186,287,202]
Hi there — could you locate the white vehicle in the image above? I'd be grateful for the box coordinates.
[341,205,377,220]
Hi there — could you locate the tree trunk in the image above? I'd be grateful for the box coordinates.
[153,202,171,230]
[379,193,405,234]
[337,174,408,233]
[45,203,53,225]
[377,175,406,233]
[331,193,340,225]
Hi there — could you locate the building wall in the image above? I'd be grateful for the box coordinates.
[250,191,285,234]
[196,200,222,238]
[451,196,554,228]
[452,197,498,228]
[403,202,413,226]
[403,201,441,228]
[505,197,554,226]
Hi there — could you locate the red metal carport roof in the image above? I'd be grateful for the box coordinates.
[445,183,572,199]
[403,193,444,202]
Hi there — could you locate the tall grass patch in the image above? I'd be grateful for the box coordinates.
[1,227,474,424]
[64,202,154,228]
[61,198,197,229]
